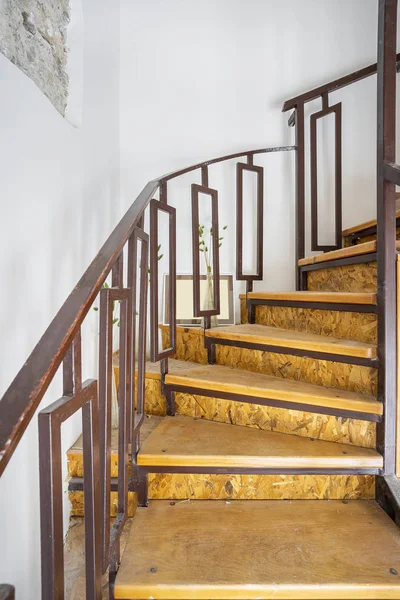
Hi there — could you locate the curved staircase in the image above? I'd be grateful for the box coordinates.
[3,9,400,596]
[65,241,400,598]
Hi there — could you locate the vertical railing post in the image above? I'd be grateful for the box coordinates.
[98,287,113,571]
[39,411,63,600]
[295,102,305,290]
[376,0,398,476]
[149,199,176,361]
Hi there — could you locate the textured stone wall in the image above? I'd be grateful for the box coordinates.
[0,0,70,115]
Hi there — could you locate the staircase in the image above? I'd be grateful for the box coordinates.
[66,229,400,598]
[2,3,400,597]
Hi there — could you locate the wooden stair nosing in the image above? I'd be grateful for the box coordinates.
[204,324,377,362]
[243,291,377,305]
[164,362,382,417]
[342,207,400,238]
[298,239,400,267]
[114,500,400,600]
[137,416,382,471]
[242,290,377,313]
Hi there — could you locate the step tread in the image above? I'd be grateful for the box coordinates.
[299,240,400,267]
[205,324,377,359]
[67,415,163,465]
[244,291,377,304]
[165,361,382,415]
[114,500,400,599]
[342,207,400,237]
[137,415,382,468]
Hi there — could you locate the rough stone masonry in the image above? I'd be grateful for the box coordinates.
[0,0,70,115]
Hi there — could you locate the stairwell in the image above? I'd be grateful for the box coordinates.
[65,223,400,598]
[2,1,400,598]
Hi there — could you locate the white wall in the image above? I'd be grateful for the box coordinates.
[0,0,121,597]
[120,0,379,319]
[0,0,389,594]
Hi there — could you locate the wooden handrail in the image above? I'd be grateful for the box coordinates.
[282,52,400,111]
[0,145,295,477]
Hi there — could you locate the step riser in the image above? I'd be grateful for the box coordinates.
[306,261,376,292]
[69,473,375,516]
[112,369,376,447]
[70,490,138,518]
[162,327,377,396]
[240,298,377,344]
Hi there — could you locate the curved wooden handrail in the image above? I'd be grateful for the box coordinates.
[282,52,400,111]
[0,145,295,476]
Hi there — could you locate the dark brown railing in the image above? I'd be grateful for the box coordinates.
[375,0,398,484]
[282,48,400,289]
[0,145,293,597]
[281,0,399,503]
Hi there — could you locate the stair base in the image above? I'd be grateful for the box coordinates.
[114,499,400,599]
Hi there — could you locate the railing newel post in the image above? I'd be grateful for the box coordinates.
[376,0,398,480]
[294,102,305,290]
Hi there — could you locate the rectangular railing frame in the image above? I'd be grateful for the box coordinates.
[191,183,220,318]
[98,285,131,576]
[236,161,264,284]
[149,199,176,362]
[310,100,342,252]
[283,56,400,290]
[130,227,149,454]
[39,378,101,599]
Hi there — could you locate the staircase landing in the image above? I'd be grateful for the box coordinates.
[114,499,400,599]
